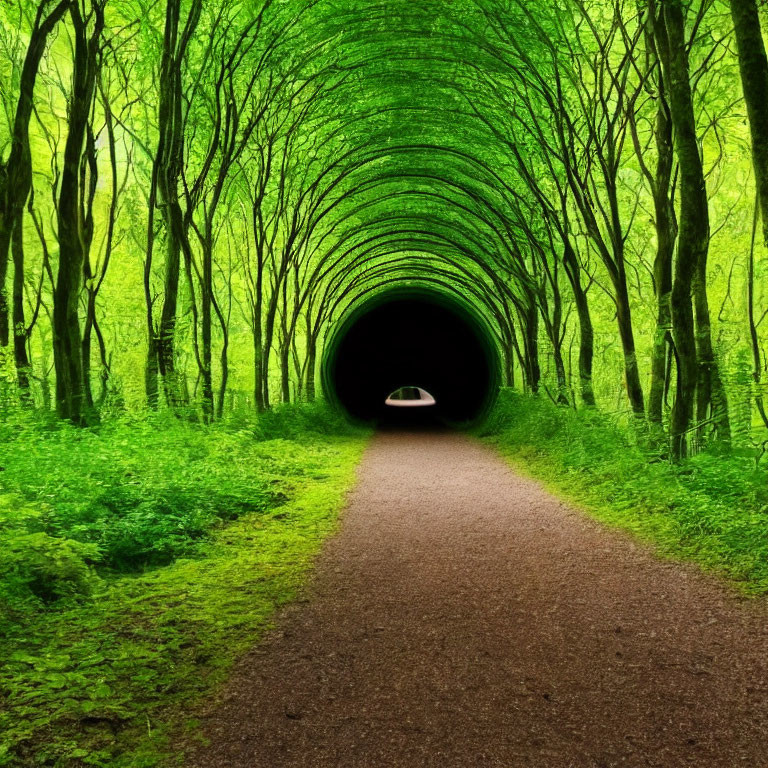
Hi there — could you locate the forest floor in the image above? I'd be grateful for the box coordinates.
[185,430,768,768]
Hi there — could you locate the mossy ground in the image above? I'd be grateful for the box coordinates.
[0,407,368,767]
[481,390,768,596]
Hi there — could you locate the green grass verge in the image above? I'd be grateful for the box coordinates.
[480,390,768,595]
[0,409,368,767]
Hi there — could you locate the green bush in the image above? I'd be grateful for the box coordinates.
[239,400,360,440]
[0,532,98,605]
[0,403,363,631]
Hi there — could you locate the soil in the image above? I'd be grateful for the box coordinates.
[185,431,768,768]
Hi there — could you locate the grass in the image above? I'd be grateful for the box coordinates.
[0,404,368,767]
[480,390,768,595]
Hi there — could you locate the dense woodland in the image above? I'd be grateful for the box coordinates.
[5,2,768,764]
[2,0,768,458]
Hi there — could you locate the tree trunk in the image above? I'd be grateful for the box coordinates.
[647,38,677,428]
[0,0,69,349]
[156,217,185,408]
[0,231,8,348]
[52,2,103,425]
[694,258,731,443]
[201,241,214,422]
[81,290,97,412]
[662,0,707,460]
[748,195,768,428]
[253,335,264,411]
[730,0,768,434]
[11,218,31,398]
[730,0,768,247]
[154,0,200,411]
[521,302,540,394]
[214,292,229,420]
[553,341,569,405]
[280,344,291,404]
[305,314,317,401]
[262,289,282,410]
[562,239,595,406]
[613,276,645,417]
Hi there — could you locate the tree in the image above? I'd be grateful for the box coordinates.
[52,0,105,424]
[0,0,69,349]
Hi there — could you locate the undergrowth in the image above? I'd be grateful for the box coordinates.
[0,403,368,767]
[481,390,768,595]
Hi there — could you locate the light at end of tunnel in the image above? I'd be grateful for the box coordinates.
[385,386,437,408]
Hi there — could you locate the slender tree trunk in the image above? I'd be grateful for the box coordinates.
[52,2,103,425]
[305,315,317,401]
[730,0,768,247]
[280,345,291,403]
[0,0,69,349]
[694,256,731,443]
[647,55,676,428]
[662,0,707,459]
[253,262,266,412]
[156,219,184,407]
[11,218,31,398]
[613,276,645,417]
[0,231,8,349]
[144,138,160,409]
[214,292,229,420]
[262,287,283,410]
[279,279,291,404]
[81,290,97,411]
[562,239,595,406]
[146,334,159,408]
[201,240,214,422]
[748,195,768,428]
[154,0,200,411]
[305,347,317,401]
[253,329,264,410]
[521,302,540,394]
[553,342,569,405]
[648,258,674,428]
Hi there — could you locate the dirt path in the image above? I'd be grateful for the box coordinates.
[186,432,768,768]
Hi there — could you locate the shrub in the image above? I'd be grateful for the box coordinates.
[0,531,99,633]
[0,402,363,635]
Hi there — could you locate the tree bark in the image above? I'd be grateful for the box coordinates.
[662,0,707,459]
[201,239,214,422]
[647,6,677,428]
[694,255,731,443]
[521,301,540,394]
[52,1,103,425]
[562,238,595,406]
[11,218,31,398]
[730,0,768,246]
[154,0,201,411]
[0,0,69,349]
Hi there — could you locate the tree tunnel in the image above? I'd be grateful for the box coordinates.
[322,288,501,427]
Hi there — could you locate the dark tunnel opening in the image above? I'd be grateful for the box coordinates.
[322,290,500,428]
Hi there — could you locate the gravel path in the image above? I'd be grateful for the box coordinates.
[186,431,768,768]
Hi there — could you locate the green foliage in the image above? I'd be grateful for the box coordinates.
[482,390,768,594]
[0,406,368,767]
[0,410,344,580]
[0,495,99,625]
[227,400,363,441]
